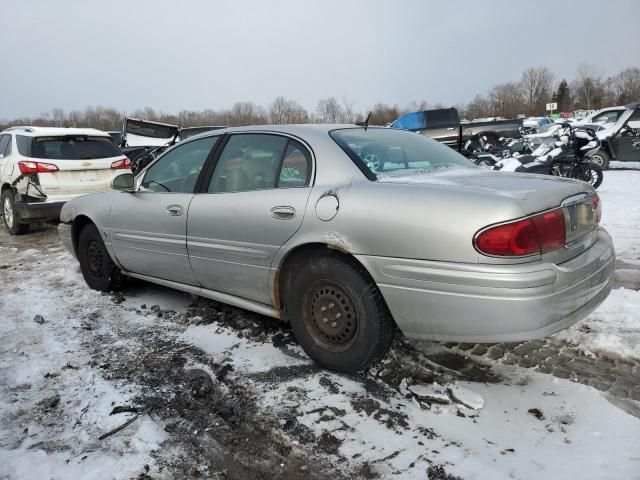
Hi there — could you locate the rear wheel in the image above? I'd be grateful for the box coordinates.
[1,189,29,235]
[572,163,603,189]
[286,255,395,373]
[583,162,604,189]
[78,223,119,291]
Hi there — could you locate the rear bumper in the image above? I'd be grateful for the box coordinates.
[357,228,615,343]
[15,201,64,222]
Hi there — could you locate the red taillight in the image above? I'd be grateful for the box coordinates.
[111,157,132,169]
[18,161,59,174]
[475,208,566,257]
[531,209,566,252]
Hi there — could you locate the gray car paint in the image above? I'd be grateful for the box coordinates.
[59,124,615,342]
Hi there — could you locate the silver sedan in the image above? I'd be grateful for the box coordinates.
[58,125,615,372]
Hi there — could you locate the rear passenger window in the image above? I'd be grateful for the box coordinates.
[208,134,288,193]
[0,135,9,156]
[278,140,311,188]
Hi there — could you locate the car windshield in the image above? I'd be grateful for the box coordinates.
[20,135,122,160]
[330,127,474,179]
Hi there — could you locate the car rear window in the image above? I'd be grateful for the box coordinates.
[16,135,121,160]
[330,127,474,180]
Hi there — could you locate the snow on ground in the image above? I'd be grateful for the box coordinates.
[598,169,640,261]
[555,288,640,360]
[0,168,639,479]
[0,245,170,480]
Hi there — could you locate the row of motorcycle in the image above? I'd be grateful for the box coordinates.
[464,124,606,189]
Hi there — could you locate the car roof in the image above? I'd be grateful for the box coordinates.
[1,126,110,137]
[184,123,366,142]
[593,106,625,113]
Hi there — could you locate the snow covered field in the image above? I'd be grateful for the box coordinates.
[1,169,639,479]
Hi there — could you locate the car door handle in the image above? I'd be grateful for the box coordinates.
[270,206,295,220]
[166,205,184,216]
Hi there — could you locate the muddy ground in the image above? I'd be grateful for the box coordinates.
[1,225,639,480]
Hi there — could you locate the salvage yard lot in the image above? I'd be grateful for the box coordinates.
[1,168,640,480]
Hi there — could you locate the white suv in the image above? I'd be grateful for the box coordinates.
[0,127,131,234]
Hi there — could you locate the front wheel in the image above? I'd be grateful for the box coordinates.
[1,189,29,235]
[286,255,395,373]
[78,223,120,291]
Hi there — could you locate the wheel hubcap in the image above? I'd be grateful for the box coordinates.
[3,198,14,228]
[306,283,358,351]
[86,240,104,276]
[590,154,604,166]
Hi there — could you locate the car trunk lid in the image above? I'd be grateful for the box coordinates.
[378,168,599,264]
[123,118,180,147]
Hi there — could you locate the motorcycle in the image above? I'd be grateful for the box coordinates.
[493,124,604,189]
[465,132,533,167]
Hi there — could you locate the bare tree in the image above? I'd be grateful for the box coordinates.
[368,103,401,126]
[463,94,492,119]
[520,66,554,115]
[489,82,523,118]
[316,97,342,123]
[340,97,356,123]
[226,102,267,126]
[268,97,308,124]
[572,64,605,110]
[608,67,640,105]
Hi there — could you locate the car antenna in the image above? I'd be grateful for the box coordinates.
[355,112,372,131]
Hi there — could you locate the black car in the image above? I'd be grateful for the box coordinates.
[589,102,640,169]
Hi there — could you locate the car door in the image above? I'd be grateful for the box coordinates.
[187,133,313,304]
[109,135,219,285]
[612,110,640,161]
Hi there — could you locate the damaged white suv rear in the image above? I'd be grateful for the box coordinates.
[0,127,131,234]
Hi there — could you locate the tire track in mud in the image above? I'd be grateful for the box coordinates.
[442,339,640,406]
[87,290,498,479]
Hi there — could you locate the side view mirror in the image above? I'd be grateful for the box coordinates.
[627,120,640,130]
[111,172,137,192]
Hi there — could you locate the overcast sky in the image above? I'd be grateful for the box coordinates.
[1,0,639,118]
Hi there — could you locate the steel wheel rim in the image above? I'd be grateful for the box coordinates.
[305,282,358,352]
[86,240,104,277]
[3,197,14,228]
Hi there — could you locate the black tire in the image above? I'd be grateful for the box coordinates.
[286,254,395,373]
[1,189,29,235]
[584,162,604,189]
[78,223,119,291]
[571,163,603,189]
[589,150,610,170]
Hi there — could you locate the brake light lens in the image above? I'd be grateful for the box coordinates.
[111,157,132,169]
[475,208,566,257]
[18,161,59,174]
